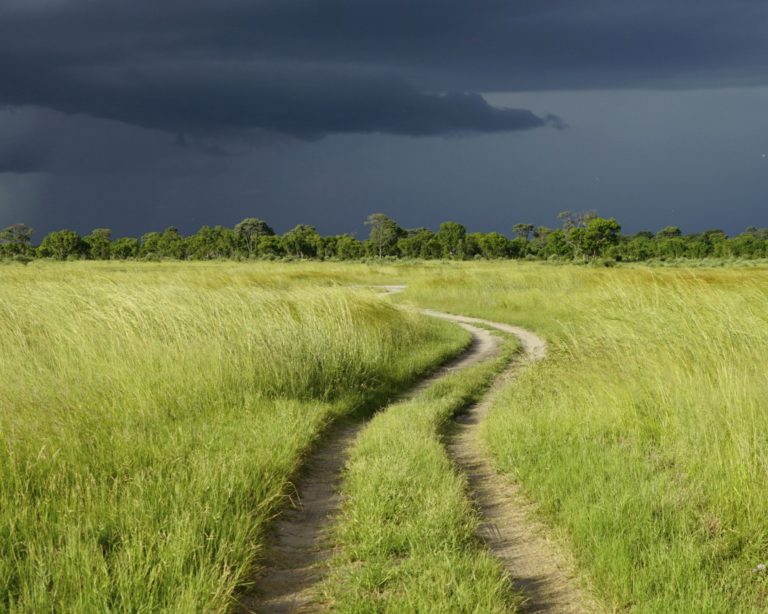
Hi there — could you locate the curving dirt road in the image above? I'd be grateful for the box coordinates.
[236,288,599,613]
[236,316,501,613]
[423,310,600,614]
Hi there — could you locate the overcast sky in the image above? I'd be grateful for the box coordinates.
[1,0,767,238]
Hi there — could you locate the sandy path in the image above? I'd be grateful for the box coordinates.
[235,318,501,613]
[237,287,599,613]
[422,309,601,614]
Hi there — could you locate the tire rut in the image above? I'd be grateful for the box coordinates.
[235,318,501,613]
[237,288,600,613]
[423,309,601,614]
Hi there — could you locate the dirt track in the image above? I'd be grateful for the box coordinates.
[236,317,501,612]
[423,309,600,614]
[237,288,599,613]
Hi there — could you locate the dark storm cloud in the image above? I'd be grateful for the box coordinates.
[0,141,49,174]
[0,3,562,142]
[0,62,556,139]
[2,0,767,238]
[3,0,766,144]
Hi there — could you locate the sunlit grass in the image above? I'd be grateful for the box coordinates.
[393,262,768,613]
[5,259,768,612]
[0,262,465,612]
[322,338,520,612]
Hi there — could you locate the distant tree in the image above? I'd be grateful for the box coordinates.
[315,235,337,260]
[463,233,481,258]
[558,210,597,230]
[656,226,682,239]
[558,210,597,260]
[582,217,622,258]
[396,228,433,259]
[83,228,112,260]
[139,228,185,259]
[218,225,238,258]
[281,224,321,258]
[684,234,711,259]
[186,225,237,259]
[508,236,529,258]
[526,226,551,258]
[436,221,467,259]
[365,213,404,257]
[621,235,654,261]
[704,229,729,257]
[474,232,511,259]
[422,236,443,259]
[234,217,274,257]
[111,237,140,259]
[654,235,687,259]
[257,234,284,258]
[185,227,211,260]
[334,234,365,259]
[139,232,162,259]
[37,230,86,260]
[729,229,767,258]
[701,229,728,241]
[0,223,34,257]
[512,223,535,242]
[157,227,185,259]
[539,229,570,259]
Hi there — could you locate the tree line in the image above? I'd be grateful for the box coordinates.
[2,211,767,263]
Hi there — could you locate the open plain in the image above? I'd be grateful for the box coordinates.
[2,260,768,613]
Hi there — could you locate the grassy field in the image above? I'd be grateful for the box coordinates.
[394,262,768,613]
[321,337,520,612]
[0,262,466,612]
[4,259,768,613]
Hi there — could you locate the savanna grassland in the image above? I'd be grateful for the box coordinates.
[395,262,768,613]
[320,336,521,613]
[2,259,768,613]
[0,262,467,612]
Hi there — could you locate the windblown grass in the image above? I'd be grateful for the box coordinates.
[0,262,465,612]
[7,259,767,612]
[395,262,768,613]
[321,337,520,612]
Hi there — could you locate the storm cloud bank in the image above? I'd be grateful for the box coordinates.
[3,0,766,142]
[2,0,767,237]
[0,62,557,139]
[0,2,564,140]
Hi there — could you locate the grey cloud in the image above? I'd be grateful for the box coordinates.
[0,61,557,139]
[2,0,767,239]
[1,0,765,142]
[0,111,51,173]
[0,142,49,174]
[2,1,766,89]
[0,107,237,176]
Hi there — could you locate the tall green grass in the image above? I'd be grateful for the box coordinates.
[394,262,768,613]
[0,262,465,612]
[8,259,767,612]
[321,338,520,612]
